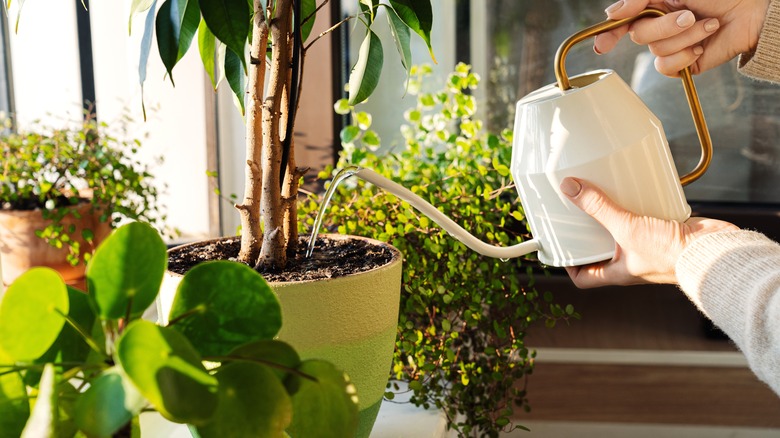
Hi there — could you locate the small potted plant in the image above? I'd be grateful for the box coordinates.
[0,115,166,287]
[0,222,359,437]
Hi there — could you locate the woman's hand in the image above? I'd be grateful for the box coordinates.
[594,0,769,76]
[560,177,739,288]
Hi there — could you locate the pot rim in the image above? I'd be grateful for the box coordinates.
[166,233,402,285]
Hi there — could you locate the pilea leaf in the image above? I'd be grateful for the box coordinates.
[0,268,68,362]
[116,320,217,424]
[169,260,281,358]
[86,222,167,320]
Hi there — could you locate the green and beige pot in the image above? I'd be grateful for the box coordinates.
[158,234,402,437]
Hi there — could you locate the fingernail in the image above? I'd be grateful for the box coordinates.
[605,0,624,14]
[676,10,695,28]
[693,45,704,56]
[593,45,602,55]
[704,18,719,32]
[560,178,582,197]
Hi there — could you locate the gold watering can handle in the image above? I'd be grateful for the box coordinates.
[554,8,712,186]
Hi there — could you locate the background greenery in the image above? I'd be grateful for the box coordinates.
[300,63,579,437]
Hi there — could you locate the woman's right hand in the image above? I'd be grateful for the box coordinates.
[594,0,770,76]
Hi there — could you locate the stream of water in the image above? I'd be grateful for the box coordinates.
[305,166,361,258]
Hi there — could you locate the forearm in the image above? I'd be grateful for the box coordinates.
[739,0,780,82]
[676,230,780,395]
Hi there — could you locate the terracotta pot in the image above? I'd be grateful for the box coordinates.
[0,202,111,286]
[161,234,403,438]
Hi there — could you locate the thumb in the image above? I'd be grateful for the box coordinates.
[560,177,632,234]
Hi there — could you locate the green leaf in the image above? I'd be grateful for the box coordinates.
[86,222,167,320]
[116,320,218,424]
[198,18,218,89]
[385,5,412,72]
[169,261,281,357]
[388,0,435,62]
[286,360,358,437]
[74,368,146,437]
[34,286,97,376]
[138,0,158,120]
[299,0,316,43]
[340,126,360,144]
[224,46,246,115]
[227,340,301,383]
[0,268,68,362]
[348,30,383,105]
[333,98,351,115]
[21,364,57,438]
[156,0,201,84]
[198,0,250,71]
[0,348,29,438]
[196,362,292,438]
[129,0,156,33]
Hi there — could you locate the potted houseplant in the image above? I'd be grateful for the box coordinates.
[129,1,435,436]
[0,222,359,437]
[302,63,579,436]
[0,115,166,287]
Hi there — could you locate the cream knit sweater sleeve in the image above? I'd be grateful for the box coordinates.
[676,231,780,394]
[739,0,780,81]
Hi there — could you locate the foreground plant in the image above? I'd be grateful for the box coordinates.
[0,222,357,437]
[302,63,579,436]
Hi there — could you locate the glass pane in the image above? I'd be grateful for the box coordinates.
[482,0,780,204]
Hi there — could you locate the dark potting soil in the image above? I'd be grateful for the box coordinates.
[167,236,397,282]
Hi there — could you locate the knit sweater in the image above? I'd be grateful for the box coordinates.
[676,1,780,395]
[738,0,780,81]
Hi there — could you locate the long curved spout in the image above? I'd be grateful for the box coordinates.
[355,168,540,259]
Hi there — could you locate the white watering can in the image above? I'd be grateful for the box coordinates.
[353,9,712,267]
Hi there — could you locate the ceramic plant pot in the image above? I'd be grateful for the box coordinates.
[160,234,403,438]
[0,202,111,287]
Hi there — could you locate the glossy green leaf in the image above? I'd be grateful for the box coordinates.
[198,0,250,71]
[224,46,246,115]
[74,367,146,437]
[156,0,201,84]
[286,360,358,437]
[388,0,435,62]
[198,18,218,89]
[348,30,383,105]
[385,5,412,72]
[169,261,281,357]
[129,0,156,33]
[116,320,218,424]
[86,222,167,320]
[227,340,300,383]
[196,362,291,438]
[21,364,57,438]
[0,348,29,438]
[299,0,316,42]
[0,268,68,362]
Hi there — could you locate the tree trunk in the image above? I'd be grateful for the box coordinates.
[236,0,269,265]
[257,0,294,270]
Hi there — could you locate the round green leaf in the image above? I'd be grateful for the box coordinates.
[0,268,68,362]
[169,261,282,357]
[286,360,359,437]
[116,320,217,424]
[74,367,147,437]
[196,362,292,438]
[86,222,167,320]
